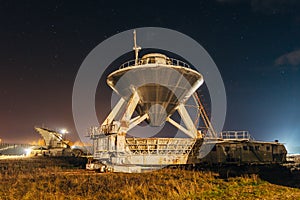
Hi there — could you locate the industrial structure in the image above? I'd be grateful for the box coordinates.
[0,127,86,157]
[26,127,84,157]
[86,31,287,173]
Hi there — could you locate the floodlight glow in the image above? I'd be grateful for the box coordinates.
[60,129,68,134]
[24,148,32,156]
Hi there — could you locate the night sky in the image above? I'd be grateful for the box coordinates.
[1,1,300,153]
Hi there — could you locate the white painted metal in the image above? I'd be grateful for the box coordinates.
[128,113,148,131]
[133,30,141,66]
[166,117,194,138]
[177,104,199,138]
[118,91,140,134]
[87,32,207,172]
[101,97,126,127]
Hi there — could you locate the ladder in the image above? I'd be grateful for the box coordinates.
[193,93,218,138]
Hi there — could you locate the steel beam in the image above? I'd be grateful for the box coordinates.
[128,113,148,131]
[167,117,195,138]
[101,97,126,126]
[177,104,198,138]
[117,91,140,152]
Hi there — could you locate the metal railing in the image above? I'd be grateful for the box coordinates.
[220,131,254,140]
[125,138,196,155]
[119,59,137,69]
[169,58,190,68]
[88,124,119,138]
[119,57,191,69]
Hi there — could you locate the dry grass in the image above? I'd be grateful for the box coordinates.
[1,165,300,200]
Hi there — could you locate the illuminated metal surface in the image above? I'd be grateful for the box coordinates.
[35,127,69,148]
[88,33,206,172]
[107,53,203,127]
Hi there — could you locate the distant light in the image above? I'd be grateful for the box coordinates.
[60,129,68,134]
[24,148,32,156]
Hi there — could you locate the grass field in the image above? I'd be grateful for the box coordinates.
[0,158,300,200]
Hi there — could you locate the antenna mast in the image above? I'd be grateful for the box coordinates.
[133,30,141,66]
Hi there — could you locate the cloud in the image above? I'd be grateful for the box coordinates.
[216,0,300,14]
[275,49,300,66]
